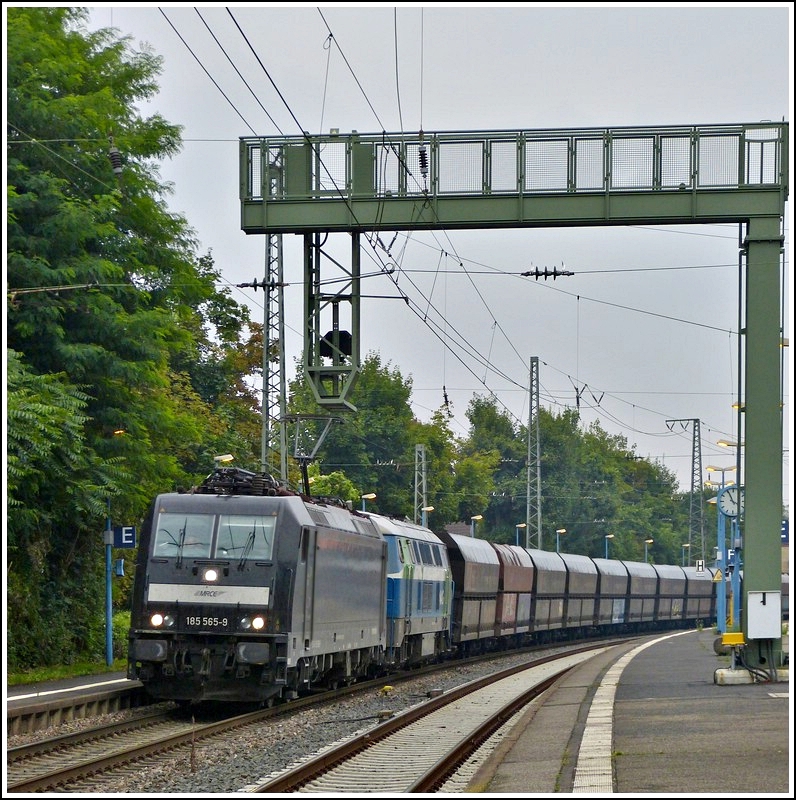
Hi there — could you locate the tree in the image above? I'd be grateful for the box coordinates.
[6,350,122,665]
[460,395,525,539]
[6,8,262,668]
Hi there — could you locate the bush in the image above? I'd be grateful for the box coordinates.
[113,610,131,660]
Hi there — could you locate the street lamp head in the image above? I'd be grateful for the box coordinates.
[645,538,654,544]
[361,492,377,501]
[213,453,234,463]
[707,464,736,473]
[556,528,566,534]
[605,533,614,540]
[471,514,483,522]
[421,505,434,512]
[716,439,743,448]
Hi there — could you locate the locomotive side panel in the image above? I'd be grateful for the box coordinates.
[375,518,453,663]
[290,524,386,657]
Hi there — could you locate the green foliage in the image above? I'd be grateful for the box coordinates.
[307,465,360,505]
[113,610,132,659]
[6,8,263,671]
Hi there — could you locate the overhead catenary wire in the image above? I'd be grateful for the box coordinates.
[152,8,762,473]
[228,11,744,448]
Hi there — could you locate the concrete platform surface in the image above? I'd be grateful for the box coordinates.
[469,628,791,796]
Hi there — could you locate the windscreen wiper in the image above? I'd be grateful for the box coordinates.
[238,529,255,570]
[176,518,188,569]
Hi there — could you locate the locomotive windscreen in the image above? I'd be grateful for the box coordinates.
[153,510,276,561]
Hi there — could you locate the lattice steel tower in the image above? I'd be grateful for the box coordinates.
[262,234,288,480]
[666,418,704,564]
[414,443,428,524]
[527,357,542,548]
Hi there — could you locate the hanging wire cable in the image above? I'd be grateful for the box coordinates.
[315,8,390,132]
[319,33,334,135]
[393,8,404,132]
[216,11,747,455]
[7,123,120,194]
[193,7,284,134]
[159,8,259,136]
[420,8,424,132]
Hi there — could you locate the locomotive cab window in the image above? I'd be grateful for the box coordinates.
[218,514,275,561]
[154,513,213,558]
[418,541,434,565]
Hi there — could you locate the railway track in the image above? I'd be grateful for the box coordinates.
[7,706,232,793]
[251,643,610,793]
[6,637,632,793]
[6,655,495,793]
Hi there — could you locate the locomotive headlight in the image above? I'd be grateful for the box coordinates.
[149,613,174,628]
[203,568,219,582]
[239,615,266,631]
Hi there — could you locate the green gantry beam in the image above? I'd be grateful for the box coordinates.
[240,122,788,672]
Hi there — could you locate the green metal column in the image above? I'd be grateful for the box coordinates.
[741,215,784,670]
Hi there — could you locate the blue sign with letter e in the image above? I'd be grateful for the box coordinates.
[113,525,136,548]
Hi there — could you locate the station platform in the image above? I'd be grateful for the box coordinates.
[469,628,791,795]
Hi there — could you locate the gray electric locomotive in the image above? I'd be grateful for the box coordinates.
[127,468,387,705]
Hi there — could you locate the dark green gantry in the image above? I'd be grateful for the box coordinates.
[239,122,788,671]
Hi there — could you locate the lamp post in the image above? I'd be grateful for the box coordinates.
[470,514,483,538]
[681,542,691,566]
[103,427,125,667]
[421,506,434,527]
[604,533,614,559]
[556,528,566,553]
[361,492,376,511]
[706,464,736,633]
[644,538,653,563]
[515,522,527,547]
[104,497,113,666]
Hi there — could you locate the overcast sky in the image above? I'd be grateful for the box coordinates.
[78,3,792,504]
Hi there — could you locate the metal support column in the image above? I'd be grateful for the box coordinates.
[740,216,784,670]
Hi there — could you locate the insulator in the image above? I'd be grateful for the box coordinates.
[108,145,123,176]
[418,145,428,179]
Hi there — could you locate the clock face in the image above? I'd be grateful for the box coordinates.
[718,487,742,517]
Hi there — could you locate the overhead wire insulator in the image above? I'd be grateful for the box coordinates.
[419,145,428,179]
[108,136,123,176]
[520,264,575,280]
[418,129,428,190]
